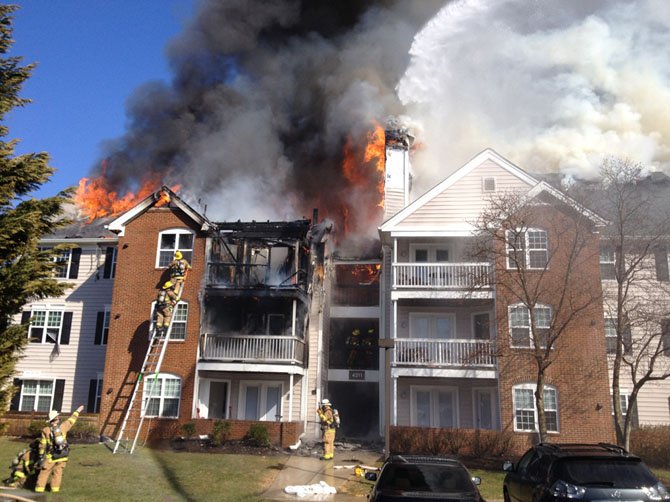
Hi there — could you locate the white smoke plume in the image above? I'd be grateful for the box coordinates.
[398,0,670,194]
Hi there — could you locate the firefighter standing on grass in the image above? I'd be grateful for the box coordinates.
[316,399,337,460]
[35,405,84,494]
[156,280,180,336]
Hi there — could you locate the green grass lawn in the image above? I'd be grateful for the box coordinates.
[0,437,282,501]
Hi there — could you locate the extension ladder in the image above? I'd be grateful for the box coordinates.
[112,309,176,454]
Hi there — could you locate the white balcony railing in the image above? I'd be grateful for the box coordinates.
[200,334,305,364]
[393,263,492,289]
[393,338,495,367]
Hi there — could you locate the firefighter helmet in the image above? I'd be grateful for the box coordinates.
[163,281,174,289]
[321,399,331,407]
[47,410,60,422]
[175,251,183,260]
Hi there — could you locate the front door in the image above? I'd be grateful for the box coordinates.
[209,381,228,419]
[474,388,495,429]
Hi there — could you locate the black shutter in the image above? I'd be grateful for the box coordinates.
[655,246,669,281]
[87,380,98,412]
[20,311,30,325]
[10,378,22,411]
[68,248,82,279]
[53,380,65,411]
[60,312,73,345]
[94,312,105,345]
[103,247,115,279]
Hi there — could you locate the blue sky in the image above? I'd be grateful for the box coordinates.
[8,1,194,197]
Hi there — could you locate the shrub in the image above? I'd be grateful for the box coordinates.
[245,424,271,447]
[630,426,670,467]
[28,420,45,438]
[212,420,231,446]
[181,422,197,439]
[68,420,99,442]
[0,422,8,436]
[468,429,514,458]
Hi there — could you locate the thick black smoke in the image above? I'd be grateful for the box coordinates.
[94,0,444,233]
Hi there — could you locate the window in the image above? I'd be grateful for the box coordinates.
[411,386,458,428]
[42,247,82,279]
[509,304,551,348]
[103,246,117,279]
[600,245,616,280]
[513,384,559,433]
[410,245,450,263]
[409,313,456,339]
[142,374,181,418]
[156,229,193,268]
[611,392,630,416]
[23,308,72,345]
[483,177,496,192]
[239,382,282,421]
[95,310,110,345]
[149,301,188,340]
[88,378,103,413]
[473,312,491,340]
[654,245,669,282]
[604,317,632,355]
[506,229,548,269]
[662,319,670,357]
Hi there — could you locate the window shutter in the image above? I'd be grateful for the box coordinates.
[20,311,30,325]
[68,248,82,279]
[94,312,105,345]
[61,312,73,345]
[53,380,65,411]
[654,246,669,281]
[103,247,115,278]
[87,380,98,412]
[10,378,22,411]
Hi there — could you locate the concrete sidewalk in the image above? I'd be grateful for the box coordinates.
[262,449,383,501]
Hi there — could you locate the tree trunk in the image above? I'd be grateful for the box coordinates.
[535,371,547,443]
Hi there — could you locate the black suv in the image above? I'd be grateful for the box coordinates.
[503,443,670,502]
[367,455,484,501]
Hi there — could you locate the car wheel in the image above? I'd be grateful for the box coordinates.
[503,488,511,502]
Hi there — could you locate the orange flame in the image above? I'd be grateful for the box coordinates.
[351,264,381,285]
[364,124,386,208]
[74,161,179,222]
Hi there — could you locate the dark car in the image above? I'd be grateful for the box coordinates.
[366,454,485,501]
[503,442,670,502]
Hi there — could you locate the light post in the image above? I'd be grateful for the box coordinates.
[378,338,394,457]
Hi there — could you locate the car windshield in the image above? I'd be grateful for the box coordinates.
[554,459,658,488]
[379,464,474,493]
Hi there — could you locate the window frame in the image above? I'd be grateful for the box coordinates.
[410,385,459,428]
[512,383,559,433]
[18,379,56,412]
[599,244,616,281]
[604,317,632,355]
[238,381,283,421]
[409,244,450,263]
[27,306,66,344]
[506,228,548,270]
[661,319,670,357]
[156,229,194,269]
[508,304,552,348]
[409,312,456,339]
[149,300,189,341]
[141,373,181,418]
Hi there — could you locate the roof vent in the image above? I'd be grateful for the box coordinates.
[483,177,496,192]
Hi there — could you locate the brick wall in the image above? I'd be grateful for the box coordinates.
[495,204,615,447]
[99,207,206,439]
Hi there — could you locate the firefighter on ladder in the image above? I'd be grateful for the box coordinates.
[168,250,191,296]
[35,405,84,493]
[155,281,180,337]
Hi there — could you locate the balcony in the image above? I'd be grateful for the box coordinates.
[393,338,495,367]
[199,334,305,365]
[393,263,492,290]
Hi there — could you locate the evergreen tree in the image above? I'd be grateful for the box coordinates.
[0,5,73,413]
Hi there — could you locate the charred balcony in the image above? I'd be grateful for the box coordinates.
[206,220,312,297]
[199,296,308,366]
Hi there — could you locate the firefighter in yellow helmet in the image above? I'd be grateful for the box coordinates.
[316,399,337,460]
[35,405,83,493]
[3,439,39,489]
[168,250,191,295]
[155,281,180,337]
